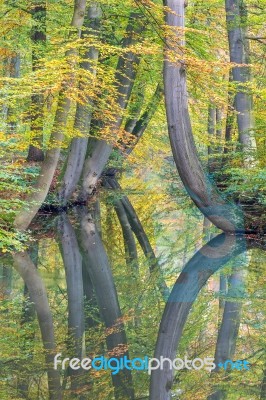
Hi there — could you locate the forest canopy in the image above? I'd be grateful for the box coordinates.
[0,0,265,251]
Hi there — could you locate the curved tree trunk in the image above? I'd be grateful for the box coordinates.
[58,3,102,205]
[163,0,243,233]
[14,0,87,231]
[149,233,247,400]
[13,252,62,400]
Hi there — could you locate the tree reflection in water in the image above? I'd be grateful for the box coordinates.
[1,211,264,400]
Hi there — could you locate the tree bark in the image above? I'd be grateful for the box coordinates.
[163,0,243,233]
[78,206,135,399]
[0,263,13,298]
[80,13,143,200]
[126,83,163,154]
[208,271,244,400]
[5,54,20,134]
[124,83,145,134]
[58,3,102,205]
[14,0,87,231]
[219,274,227,311]
[27,0,46,162]
[208,104,217,173]
[225,0,257,160]
[13,252,62,400]
[17,243,38,398]
[114,198,139,272]
[58,213,85,391]
[207,270,244,400]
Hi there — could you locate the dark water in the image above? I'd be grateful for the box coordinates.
[0,208,265,400]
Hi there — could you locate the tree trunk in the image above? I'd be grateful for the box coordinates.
[208,104,217,173]
[80,13,143,200]
[14,0,87,231]
[126,83,163,154]
[208,270,244,400]
[5,54,20,134]
[124,83,145,134]
[13,252,62,400]
[105,176,169,299]
[219,274,227,311]
[163,0,243,233]
[58,213,85,391]
[78,206,135,399]
[114,198,139,272]
[17,243,38,398]
[0,264,12,298]
[225,0,256,159]
[27,0,46,162]
[58,3,102,205]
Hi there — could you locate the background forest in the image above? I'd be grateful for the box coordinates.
[0,0,265,399]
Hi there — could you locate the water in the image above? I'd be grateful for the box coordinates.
[0,207,265,400]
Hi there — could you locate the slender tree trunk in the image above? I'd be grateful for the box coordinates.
[58,213,85,392]
[82,259,99,330]
[58,3,102,205]
[163,0,242,233]
[216,107,223,154]
[124,83,145,134]
[224,74,235,155]
[14,0,87,231]
[13,252,62,400]
[17,243,38,398]
[219,274,227,311]
[105,176,169,299]
[126,83,163,154]
[78,206,135,399]
[225,0,257,162]
[80,13,143,200]
[27,0,46,162]
[208,104,217,173]
[208,270,244,400]
[0,264,12,298]
[5,54,20,134]
[114,198,139,272]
